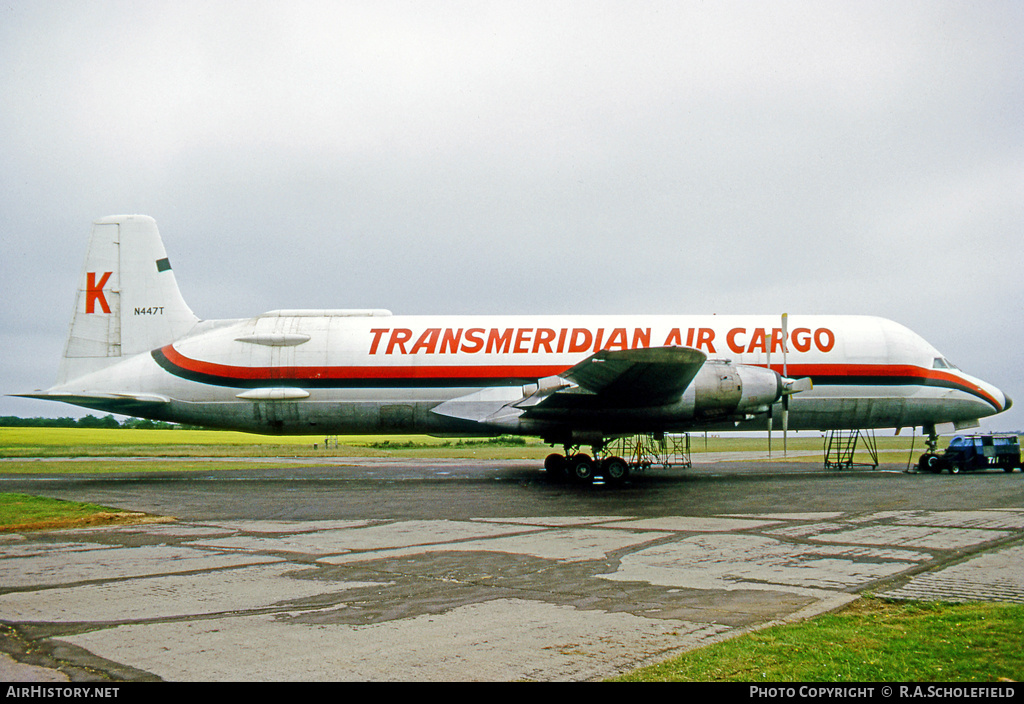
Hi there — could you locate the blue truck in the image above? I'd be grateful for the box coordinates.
[920,434,1022,474]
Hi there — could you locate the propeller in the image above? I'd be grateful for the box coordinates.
[766,335,773,457]
[782,312,789,455]
[767,313,813,458]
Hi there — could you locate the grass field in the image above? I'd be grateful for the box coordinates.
[0,428,568,473]
[0,426,940,457]
[0,427,550,457]
[613,597,1024,682]
[0,426,992,475]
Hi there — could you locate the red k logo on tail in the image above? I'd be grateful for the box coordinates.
[86,272,112,314]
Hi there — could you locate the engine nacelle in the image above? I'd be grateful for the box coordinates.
[491,357,786,443]
[692,360,782,421]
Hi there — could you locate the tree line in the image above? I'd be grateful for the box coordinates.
[0,415,181,429]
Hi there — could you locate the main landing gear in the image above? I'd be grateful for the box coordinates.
[543,446,631,485]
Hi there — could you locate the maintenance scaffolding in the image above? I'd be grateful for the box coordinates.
[607,433,692,471]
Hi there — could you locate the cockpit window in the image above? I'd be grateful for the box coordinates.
[933,357,960,370]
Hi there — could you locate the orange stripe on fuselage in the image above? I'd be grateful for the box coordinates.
[157,344,568,383]
[155,344,1003,411]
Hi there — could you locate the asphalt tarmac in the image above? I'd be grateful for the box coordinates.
[2,456,1023,682]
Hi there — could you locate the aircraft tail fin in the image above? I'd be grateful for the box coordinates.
[57,215,199,384]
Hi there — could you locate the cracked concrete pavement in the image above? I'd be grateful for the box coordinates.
[2,458,1022,681]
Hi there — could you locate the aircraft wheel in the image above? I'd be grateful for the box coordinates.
[569,454,595,483]
[544,453,565,472]
[602,457,630,484]
[544,453,568,481]
[920,454,942,474]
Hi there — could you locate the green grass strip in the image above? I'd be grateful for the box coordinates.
[0,492,160,532]
[614,597,1024,682]
[0,460,316,474]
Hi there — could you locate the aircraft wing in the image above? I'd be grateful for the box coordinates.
[557,346,707,405]
[431,346,707,427]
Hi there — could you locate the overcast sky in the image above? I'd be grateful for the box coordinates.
[2,1,1021,431]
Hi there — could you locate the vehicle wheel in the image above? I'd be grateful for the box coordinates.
[602,456,630,484]
[949,463,961,474]
[920,454,942,473]
[569,454,595,483]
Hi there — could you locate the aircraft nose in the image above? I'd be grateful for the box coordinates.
[967,375,1013,416]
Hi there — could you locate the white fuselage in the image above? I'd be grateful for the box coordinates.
[53,311,1009,437]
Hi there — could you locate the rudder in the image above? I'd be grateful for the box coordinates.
[58,215,199,384]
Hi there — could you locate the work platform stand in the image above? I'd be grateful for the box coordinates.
[318,435,340,450]
[609,433,693,471]
[824,429,879,469]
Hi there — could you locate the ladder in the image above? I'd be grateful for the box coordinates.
[824,430,879,469]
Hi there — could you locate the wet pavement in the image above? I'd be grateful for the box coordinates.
[1,458,1022,681]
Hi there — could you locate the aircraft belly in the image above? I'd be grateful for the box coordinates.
[777,384,993,431]
[160,391,487,436]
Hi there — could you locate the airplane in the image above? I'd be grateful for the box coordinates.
[18,214,1013,483]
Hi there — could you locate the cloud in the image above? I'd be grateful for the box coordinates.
[2,1,1021,428]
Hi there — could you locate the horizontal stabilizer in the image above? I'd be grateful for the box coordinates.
[13,390,170,416]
